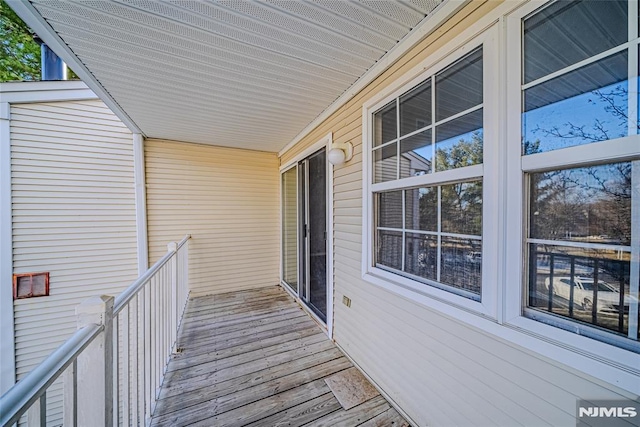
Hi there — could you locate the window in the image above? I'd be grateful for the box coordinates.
[367,38,493,303]
[519,0,639,350]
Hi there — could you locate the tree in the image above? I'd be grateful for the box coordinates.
[1,0,40,81]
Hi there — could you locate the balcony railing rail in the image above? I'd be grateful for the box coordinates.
[0,235,191,427]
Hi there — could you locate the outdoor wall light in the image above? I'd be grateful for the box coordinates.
[328,141,353,166]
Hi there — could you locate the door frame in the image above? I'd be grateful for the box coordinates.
[280,133,334,338]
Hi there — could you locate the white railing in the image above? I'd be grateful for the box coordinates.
[0,235,191,427]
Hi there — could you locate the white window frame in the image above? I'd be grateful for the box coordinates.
[504,0,640,376]
[362,26,501,318]
[358,0,640,394]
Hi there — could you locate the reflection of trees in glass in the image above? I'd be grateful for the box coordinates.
[526,85,633,247]
[435,130,483,171]
[530,163,631,246]
[532,85,634,143]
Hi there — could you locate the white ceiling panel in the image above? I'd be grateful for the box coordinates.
[25,0,444,151]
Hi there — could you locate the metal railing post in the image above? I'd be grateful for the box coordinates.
[73,295,114,427]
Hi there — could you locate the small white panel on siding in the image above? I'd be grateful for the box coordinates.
[10,99,138,426]
[145,139,280,296]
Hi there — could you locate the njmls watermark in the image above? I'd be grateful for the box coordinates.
[577,400,640,427]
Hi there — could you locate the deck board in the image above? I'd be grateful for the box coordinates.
[151,286,410,427]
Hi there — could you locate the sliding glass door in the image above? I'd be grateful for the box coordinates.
[281,148,328,323]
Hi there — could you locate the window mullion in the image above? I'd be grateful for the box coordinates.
[628,45,638,136]
[629,161,640,340]
[396,98,400,180]
[431,75,436,173]
[402,190,406,272]
[628,0,638,136]
[437,185,442,283]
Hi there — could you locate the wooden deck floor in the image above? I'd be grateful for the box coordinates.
[150,286,409,427]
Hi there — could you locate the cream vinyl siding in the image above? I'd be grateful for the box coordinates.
[10,99,138,425]
[145,139,279,296]
[280,1,636,426]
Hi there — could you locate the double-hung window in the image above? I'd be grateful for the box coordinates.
[364,29,498,310]
[507,0,640,352]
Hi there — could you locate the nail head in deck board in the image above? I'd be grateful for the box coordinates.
[150,286,409,427]
[325,366,381,410]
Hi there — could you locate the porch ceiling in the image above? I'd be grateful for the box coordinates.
[13,0,445,152]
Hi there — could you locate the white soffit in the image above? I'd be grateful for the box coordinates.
[22,0,444,151]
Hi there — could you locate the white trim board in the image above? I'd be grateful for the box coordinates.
[0,102,15,394]
[133,134,149,275]
[0,80,97,103]
[277,0,468,157]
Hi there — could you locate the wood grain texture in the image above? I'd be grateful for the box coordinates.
[150,286,409,427]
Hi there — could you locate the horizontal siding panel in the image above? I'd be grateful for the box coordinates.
[11,148,134,164]
[11,128,135,145]
[13,102,126,120]
[10,98,138,426]
[10,112,132,134]
[10,107,129,126]
[145,139,279,296]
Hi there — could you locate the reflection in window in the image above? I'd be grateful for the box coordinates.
[377,230,402,271]
[400,81,431,137]
[436,47,483,121]
[373,101,397,147]
[377,191,403,229]
[373,142,398,183]
[441,181,483,236]
[435,109,483,172]
[372,47,483,179]
[405,187,437,231]
[400,130,432,178]
[523,1,627,84]
[375,179,482,297]
[523,52,628,153]
[527,163,637,341]
[529,163,631,246]
[528,244,634,339]
[522,0,633,154]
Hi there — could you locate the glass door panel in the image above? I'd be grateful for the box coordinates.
[306,150,327,321]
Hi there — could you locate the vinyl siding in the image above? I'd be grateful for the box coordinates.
[10,99,138,425]
[145,139,279,296]
[280,1,637,426]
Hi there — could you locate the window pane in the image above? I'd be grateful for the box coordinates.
[529,163,631,246]
[523,0,628,84]
[376,230,403,270]
[441,181,483,236]
[528,243,634,339]
[436,47,483,121]
[377,191,403,229]
[405,187,437,232]
[435,109,483,172]
[373,101,397,147]
[523,52,628,154]
[440,237,482,295]
[373,143,397,183]
[281,167,297,290]
[400,80,431,137]
[405,233,437,280]
[400,129,432,178]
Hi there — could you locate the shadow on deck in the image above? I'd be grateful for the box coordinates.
[150,286,409,426]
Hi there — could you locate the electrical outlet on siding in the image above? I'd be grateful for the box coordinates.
[342,295,351,307]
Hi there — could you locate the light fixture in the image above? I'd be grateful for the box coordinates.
[328,141,353,166]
